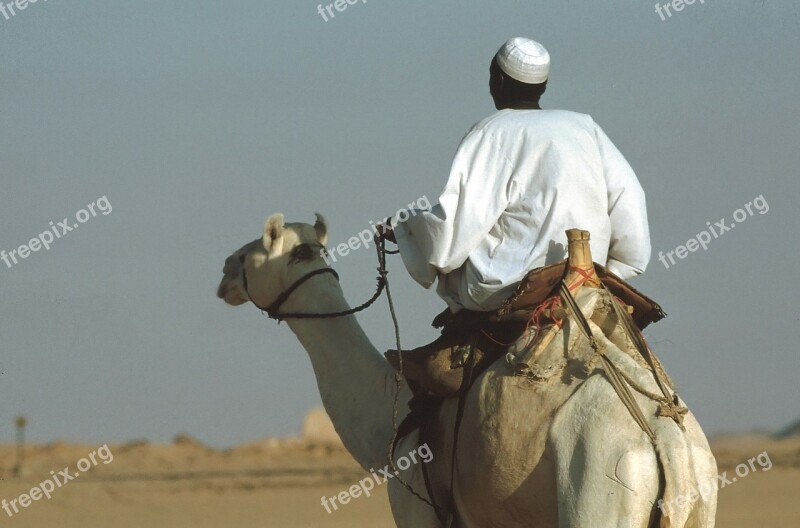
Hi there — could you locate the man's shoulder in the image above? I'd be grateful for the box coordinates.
[470,109,597,135]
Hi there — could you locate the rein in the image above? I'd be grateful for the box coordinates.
[242,242,388,322]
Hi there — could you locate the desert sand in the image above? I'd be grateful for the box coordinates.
[1,413,797,527]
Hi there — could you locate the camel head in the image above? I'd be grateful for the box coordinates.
[216,213,329,308]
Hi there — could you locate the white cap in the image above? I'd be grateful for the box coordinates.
[495,37,550,84]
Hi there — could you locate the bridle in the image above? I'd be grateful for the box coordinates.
[242,265,341,320]
[240,239,390,322]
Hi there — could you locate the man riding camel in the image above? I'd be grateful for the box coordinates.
[380,37,650,316]
[378,38,652,399]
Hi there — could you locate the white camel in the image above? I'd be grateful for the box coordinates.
[217,213,718,527]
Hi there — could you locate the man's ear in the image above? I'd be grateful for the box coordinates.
[313,212,328,246]
[262,213,285,251]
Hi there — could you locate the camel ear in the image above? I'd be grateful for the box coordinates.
[262,213,285,251]
[313,212,328,246]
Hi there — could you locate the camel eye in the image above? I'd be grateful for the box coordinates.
[238,254,246,265]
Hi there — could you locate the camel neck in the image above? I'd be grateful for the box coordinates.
[282,270,408,471]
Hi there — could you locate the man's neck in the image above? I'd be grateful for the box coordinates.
[496,100,542,110]
[509,101,541,110]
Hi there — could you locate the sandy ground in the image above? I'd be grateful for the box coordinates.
[0,434,798,527]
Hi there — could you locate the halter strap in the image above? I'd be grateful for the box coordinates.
[242,239,389,322]
[268,268,339,319]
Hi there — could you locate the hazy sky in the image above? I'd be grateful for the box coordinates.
[1,1,798,448]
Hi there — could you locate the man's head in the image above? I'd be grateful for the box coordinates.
[490,38,550,110]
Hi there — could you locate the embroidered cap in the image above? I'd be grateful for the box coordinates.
[495,37,550,84]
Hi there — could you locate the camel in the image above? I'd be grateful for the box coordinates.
[216,213,718,527]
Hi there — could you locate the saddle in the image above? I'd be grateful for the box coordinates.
[493,259,665,329]
[385,313,526,397]
[385,235,665,399]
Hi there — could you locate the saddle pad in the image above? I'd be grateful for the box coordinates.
[493,260,666,329]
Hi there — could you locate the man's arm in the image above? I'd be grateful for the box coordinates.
[593,121,651,279]
[393,129,515,288]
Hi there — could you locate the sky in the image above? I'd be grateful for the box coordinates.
[1,0,799,448]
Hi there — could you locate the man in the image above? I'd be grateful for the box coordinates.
[382,37,650,314]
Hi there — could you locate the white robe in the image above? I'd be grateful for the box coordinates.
[394,109,651,312]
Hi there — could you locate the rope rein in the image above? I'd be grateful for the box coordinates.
[381,247,439,511]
